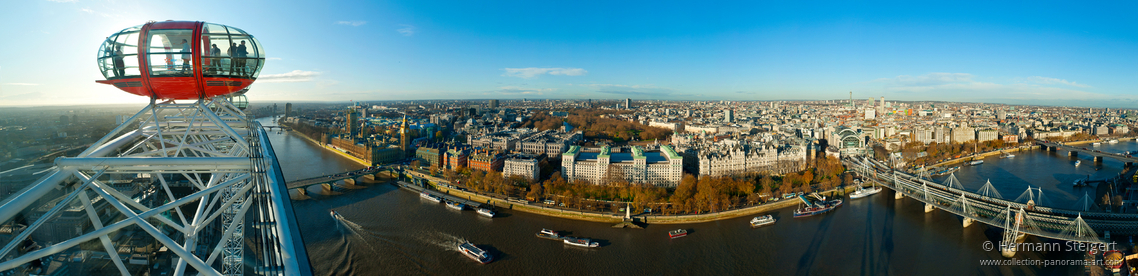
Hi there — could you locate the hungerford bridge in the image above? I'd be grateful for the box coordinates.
[845,157,1138,257]
[0,97,311,275]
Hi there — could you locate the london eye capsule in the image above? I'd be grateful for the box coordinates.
[95,21,265,100]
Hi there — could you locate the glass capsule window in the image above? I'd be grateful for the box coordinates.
[147,29,195,77]
[97,25,142,79]
[201,24,265,79]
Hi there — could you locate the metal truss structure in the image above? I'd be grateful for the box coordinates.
[0,97,310,275]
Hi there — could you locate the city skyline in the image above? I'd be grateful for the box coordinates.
[2,1,1137,107]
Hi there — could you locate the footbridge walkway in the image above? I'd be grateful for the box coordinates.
[846,157,1138,255]
[1036,140,1138,164]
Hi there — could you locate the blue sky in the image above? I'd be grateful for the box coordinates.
[1,0,1136,107]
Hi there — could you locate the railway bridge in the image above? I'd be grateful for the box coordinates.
[1036,140,1137,165]
[846,157,1138,257]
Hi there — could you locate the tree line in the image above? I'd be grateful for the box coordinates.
[441,156,850,215]
[523,109,671,142]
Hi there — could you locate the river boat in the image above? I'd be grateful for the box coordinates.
[535,229,563,240]
[750,215,776,227]
[1075,160,1082,167]
[969,160,984,166]
[446,201,465,211]
[477,207,495,218]
[850,185,882,199]
[668,229,688,239]
[1093,142,1102,146]
[1108,139,1119,144]
[931,166,959,176]
[1073,178,1087,187]
[458,241,493,264]
[420,192,442,203]
[794,199,843,218]
[562,237,600,248]
[330,210,342,219]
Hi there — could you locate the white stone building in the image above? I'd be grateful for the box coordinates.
[503,154,541,180]
[561,145,683,187]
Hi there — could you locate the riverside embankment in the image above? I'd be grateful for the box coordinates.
[406,169,857,224]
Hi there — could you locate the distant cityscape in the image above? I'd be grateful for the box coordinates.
[267,97,1136,201]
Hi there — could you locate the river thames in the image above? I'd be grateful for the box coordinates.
[260,117,1135,275]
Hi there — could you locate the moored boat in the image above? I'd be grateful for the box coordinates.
[931,166,959,176]
[458,241,493,264]
[668,229,688,239]
[446,201,465,211]
[750,215,775,227]
[969,160,984,166]
[794,199,843,218]
[849,186,882,199]
[477,207,495,218]
[420,192,442,203]
[562,237,600,248]
[535,229,563,240]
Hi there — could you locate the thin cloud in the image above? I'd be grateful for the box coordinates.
[875,72,974,86]
[869,72,1106,101]
[2,83,40,86]
[1025,76,1091,88]
[490,86,555,95]
[266,57,282,61]
[336,21,367,27]
[576,83,678,97]
[79,8,113,17]
[46,0,77,2]
[397,24,416,36]
[572,83,654,89]
[502,67,587,79]
[258,70,321,83]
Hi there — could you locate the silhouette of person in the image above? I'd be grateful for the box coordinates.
[180,39,191,73]
[227,42,237,75]
[236,40,249,76]
[209,44,222,74]
[113,46,125,77]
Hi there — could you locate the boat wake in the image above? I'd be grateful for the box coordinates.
[418,231,465,253]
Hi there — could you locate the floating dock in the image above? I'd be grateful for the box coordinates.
[397,181,483,208]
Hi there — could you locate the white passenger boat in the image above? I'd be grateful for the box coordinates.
[458,241,493,264]
[420,192,442,203]
[750,215,776,227]
[477,207,495,218]
[849,185,882,199]
[562,237,600,248]
[446,201,465,211]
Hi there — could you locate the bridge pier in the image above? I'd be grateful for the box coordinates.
[296,187,307,197]
[962,218,973,227]
[322,183,334,192]
[895,191,904,199]
[925,203,935,213]
[344,178,356,185]
[1048,146,1056,152]
[1093,156,1102,163]
[1069,151,1077,157]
